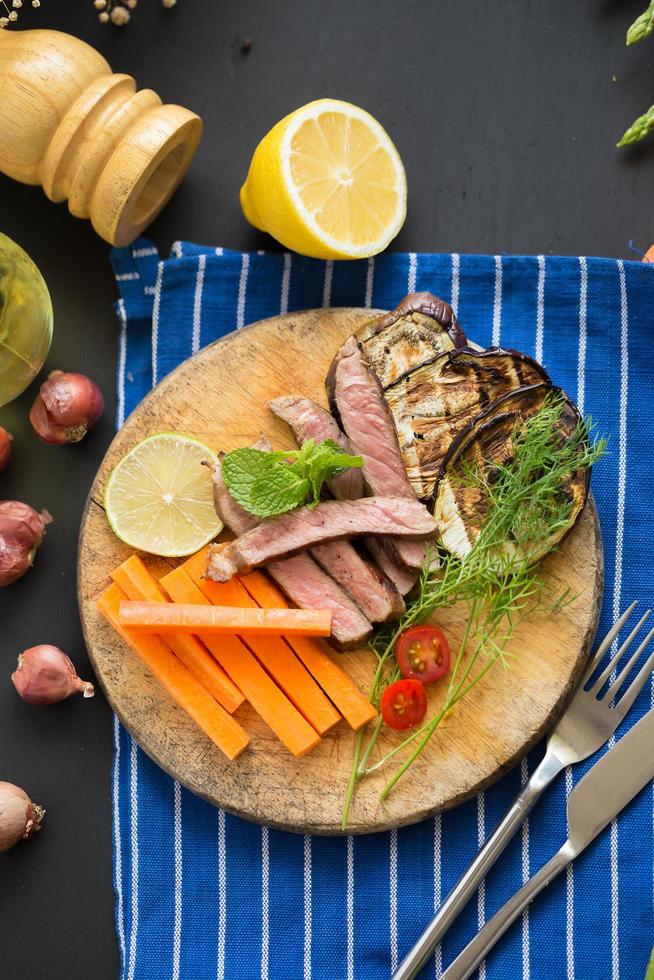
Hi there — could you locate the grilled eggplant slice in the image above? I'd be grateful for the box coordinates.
[433,384,589,563]
[386,347,550,500]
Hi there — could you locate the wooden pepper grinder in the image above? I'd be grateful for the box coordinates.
[0,29,203,246]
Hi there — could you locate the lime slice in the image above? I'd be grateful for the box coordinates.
[104,433,223,557]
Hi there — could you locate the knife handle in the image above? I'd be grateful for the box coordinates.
[440,843,574,980]
[392,751,563,980]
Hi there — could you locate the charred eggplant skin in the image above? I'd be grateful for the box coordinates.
[359,291,467,348]
[432,383,590,563]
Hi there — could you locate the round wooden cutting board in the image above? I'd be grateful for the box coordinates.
[78,308,603,835]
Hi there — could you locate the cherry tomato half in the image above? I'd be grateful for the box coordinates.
[396,625,451,685]
[381,678,428,730]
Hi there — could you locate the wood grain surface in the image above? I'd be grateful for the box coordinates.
[78,308,603,835]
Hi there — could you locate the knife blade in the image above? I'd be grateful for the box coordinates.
[441,706,654,980]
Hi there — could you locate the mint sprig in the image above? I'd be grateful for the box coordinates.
[222,439,363,518]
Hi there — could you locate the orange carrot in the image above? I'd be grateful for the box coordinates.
[118,601,332,637]
[159,567,321,756]
[110,556,244,714]
[239,570,377,731]
[96,584,250,761]
[161,565,340,736]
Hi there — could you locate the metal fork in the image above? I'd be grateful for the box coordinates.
[393,602,654,980]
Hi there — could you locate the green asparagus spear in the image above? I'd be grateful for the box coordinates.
[617,103,654,147]
[627,2,654,45]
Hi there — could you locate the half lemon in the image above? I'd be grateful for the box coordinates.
[104,433,223,557]
[240,99,407,260]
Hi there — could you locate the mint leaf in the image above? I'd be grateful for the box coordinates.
[222,440,362,518]
[250,460,310,516]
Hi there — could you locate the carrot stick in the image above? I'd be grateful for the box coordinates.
[110,556,244,714]
[161,566,340,736]
[159,567,321,756]
[118,601,332,637]
[239,570,378,731]
[96,584,250,761]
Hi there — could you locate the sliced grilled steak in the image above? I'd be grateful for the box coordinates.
[386,347,550,499]
[330,336,428,569]
[363,538,418,596]
[207,497,436,581]
[268,395,365,500]
[209,454,372,648]
[269,395,405,621]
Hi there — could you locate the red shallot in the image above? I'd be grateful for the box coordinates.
[0,782,44,852]
[30,370,104,445]
[0,500,52,587]
[0,427,12,470]
[12,645,94,705]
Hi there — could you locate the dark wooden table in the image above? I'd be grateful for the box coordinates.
[2,1,652,976]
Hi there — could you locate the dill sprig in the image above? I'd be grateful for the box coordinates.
[341,395,606,829]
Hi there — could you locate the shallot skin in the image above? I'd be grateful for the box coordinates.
[12,645,95,705]
[0,427,12,470]
[30,371,104,445]
[0,781,45,853]
[0,501,52,587]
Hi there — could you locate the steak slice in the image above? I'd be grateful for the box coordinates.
[330,336,429,569]
[268,395,365,500]
[209,454,372,648]
[206,497,436,581]
[363,537,418,596]
[269,395,405,620]
[310,541,404,622]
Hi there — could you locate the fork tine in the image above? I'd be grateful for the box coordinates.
[582,600,638,684]
[615,644,654,719]
[604,626,654,703]
[587,609,650,694]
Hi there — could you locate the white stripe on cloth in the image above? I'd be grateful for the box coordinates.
[172,782,183,980]
[192,254,206,354]
[347,836,354,980]
[577,258,588,417]
[521,758,530,980]
[608,260,629,980]
[112,716,126,966]
[144,286,157,296]
[407,252,417,294]
[151,261,164,386]
[564,260,588,980]
[261,826,269,980]
[132,246,158,258]
[565,767,575,980]
[117,303,127,430]
[365,257,375,308]
[127,739,139,980]
[492,255,502,346]
[304,834,312,980]
[451,253,460,314]
[390,828,398,973]
[215,246,224,257]
[535,255,545,364]
[280,253,292,314]
[477,794,486,980]
[116,272,140,282]
[172,241,183,258]
[434,815,442,979]
[323,260,334,308]
[236,253,250,330]
[217,810,227,980]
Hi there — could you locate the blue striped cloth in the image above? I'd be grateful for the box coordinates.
[110,238,654,980]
